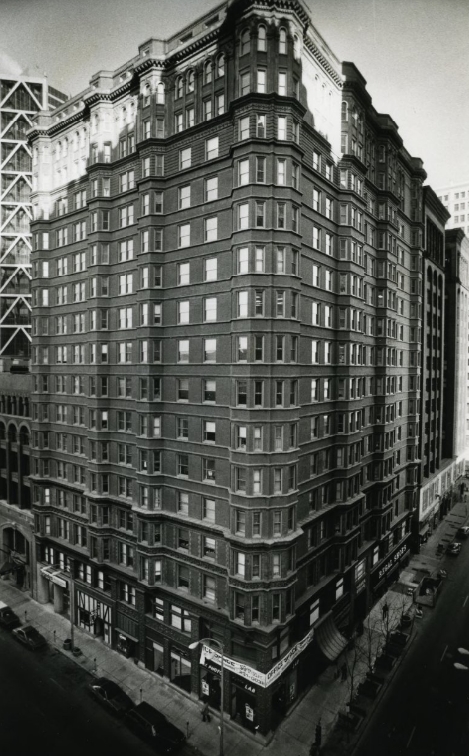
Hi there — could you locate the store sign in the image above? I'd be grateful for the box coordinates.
[201,680,210,696]
[377,545,409,581]
[245,704,254,722]
[199,626,315,689]
[356,577,366,595]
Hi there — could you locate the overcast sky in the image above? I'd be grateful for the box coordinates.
[1,0,467,190]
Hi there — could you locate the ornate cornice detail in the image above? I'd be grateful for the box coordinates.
[303,35,342,87]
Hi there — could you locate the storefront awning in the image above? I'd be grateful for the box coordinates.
[314,611,348,661]
[419,523,430,536]
[115,628,138,643]
[40,566,68,587]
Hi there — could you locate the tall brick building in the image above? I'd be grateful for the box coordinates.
[28,0,456,735]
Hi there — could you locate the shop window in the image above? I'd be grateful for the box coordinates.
[170,649,192,692]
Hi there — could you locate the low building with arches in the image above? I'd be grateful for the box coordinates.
[0,368,35,593]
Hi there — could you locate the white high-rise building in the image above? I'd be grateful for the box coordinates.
[436,181,469,237]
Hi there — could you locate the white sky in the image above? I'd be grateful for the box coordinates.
[1,0,467,190]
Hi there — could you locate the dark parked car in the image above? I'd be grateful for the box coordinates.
[0,601,21,630]
[447,542,462,555]
[457,526,469,538]
[88,677,133,717]
[12,625,47,649]
[124,702,186,753]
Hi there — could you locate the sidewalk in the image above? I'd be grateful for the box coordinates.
[1,499,466,756]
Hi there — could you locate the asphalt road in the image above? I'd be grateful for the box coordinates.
[0,629,190,756]
[355,538,469,756]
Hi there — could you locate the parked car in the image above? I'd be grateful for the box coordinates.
[0,601,21,630]
[88,677,133,717]
[12,625,47,649]
[447,542,462,555]
[124,702,186,753]
[458,526,469,538]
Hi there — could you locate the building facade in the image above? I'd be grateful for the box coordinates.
[0,365,33,591]
[414,192,465,542]
[0,65,66,597]
[28,0,450,735]
[443,228,469,456]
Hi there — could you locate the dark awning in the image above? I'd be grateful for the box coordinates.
[0,559,16,575]
[419,523,430,536]
[115,628,138,643]
[314,611,348,661]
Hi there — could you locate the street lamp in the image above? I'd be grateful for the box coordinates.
[189,638,224,756]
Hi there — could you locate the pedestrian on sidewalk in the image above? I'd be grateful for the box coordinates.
[201,700,210,722]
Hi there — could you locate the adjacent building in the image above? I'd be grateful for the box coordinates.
[27,0,458,735]
[437,181,469,238]
[414,190,464,542]
[443,228,469,456]
[0,63,66,594]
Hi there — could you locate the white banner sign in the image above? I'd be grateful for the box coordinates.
[199,626,315,689]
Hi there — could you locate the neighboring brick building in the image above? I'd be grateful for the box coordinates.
[28,0,456,736]
[443,228,469,459]
[0,363,33,591]
[414,193,464,543]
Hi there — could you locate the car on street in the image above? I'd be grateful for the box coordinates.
[457,526,469,538]
[88,677,133,717]
[0,601,21,630]
[124,701,186,752]
[447,542,462,555]
[12,624,47,649]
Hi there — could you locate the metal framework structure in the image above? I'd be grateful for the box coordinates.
[0,73,66,357]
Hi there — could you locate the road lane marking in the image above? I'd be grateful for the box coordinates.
[50,678,64,690]
[406,726,416,748]
[464,596,468,608]
[440,644,448,662]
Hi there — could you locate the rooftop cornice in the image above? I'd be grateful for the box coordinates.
[168,27,220,65]
[303,35,342,87]
[133,58,166,75]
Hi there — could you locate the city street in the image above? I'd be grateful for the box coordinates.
[355,535,469,756]
[0,628,192,756]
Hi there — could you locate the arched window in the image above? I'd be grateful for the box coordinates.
[73,131,79,151]
[156,82,165,104]
[341,101,348,122]
[187,70,195,93]
[8,424,17,443]
[257,24,266,52]
[143,84,151,107]
[175,76,183,99]
[279,27,287,54]
[63,138,68,156]
[240,29,250,56]
[19,427,29,446]
[56,141,62,159]
[216,54,225,78]
[293,34,300,60]
[204,60,212,85]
